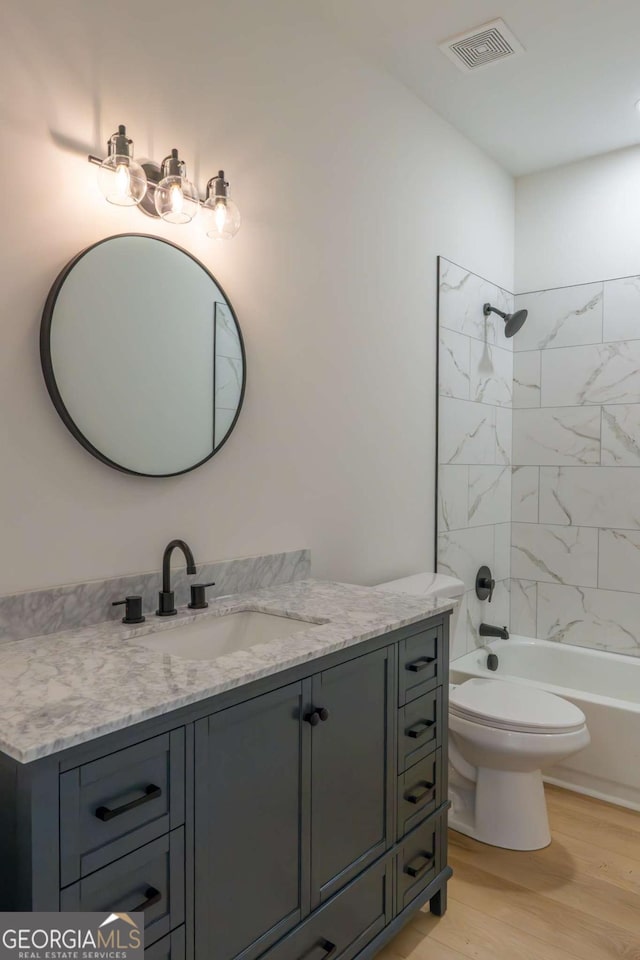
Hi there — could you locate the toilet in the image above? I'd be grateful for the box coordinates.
[448,677,589,849]
[376,572,590,851]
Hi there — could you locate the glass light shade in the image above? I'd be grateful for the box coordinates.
[155,175,200,224]
[98,154,147,206]
[203,196,241,239]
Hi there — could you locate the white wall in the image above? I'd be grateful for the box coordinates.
[0,0,513,595]
[516,145,640,291]
[513,144,640,658]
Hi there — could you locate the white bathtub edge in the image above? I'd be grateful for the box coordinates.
[543,772,640,814]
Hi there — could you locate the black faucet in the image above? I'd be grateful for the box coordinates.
[479,623,509,640]
[156,539,197,616]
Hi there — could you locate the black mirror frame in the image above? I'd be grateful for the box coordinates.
[40,233,246,478]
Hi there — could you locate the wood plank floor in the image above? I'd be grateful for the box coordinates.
[381,786,640,960]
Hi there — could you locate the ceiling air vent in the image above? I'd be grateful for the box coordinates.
[439,18,525,73]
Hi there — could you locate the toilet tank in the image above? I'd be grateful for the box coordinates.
[376,572,464,642]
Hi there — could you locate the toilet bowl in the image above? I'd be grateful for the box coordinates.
[449,678,590,849]
[376,571,591,851]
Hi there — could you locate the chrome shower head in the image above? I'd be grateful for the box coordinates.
[483,302,528,339]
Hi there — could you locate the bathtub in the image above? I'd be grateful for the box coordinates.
[450,637,640,812]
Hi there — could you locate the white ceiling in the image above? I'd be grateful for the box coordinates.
[315,0,640,176]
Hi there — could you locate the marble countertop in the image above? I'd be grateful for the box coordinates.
[0,579,455,763]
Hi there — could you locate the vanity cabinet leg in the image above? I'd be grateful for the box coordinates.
[429,882,447,917]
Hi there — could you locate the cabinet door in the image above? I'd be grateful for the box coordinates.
[310,647,393,906]
[194,682,307,960]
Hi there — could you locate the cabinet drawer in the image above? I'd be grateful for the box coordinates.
[395,808,446,914]
[398,626,443,705]
[60,829,184,948]
[60,729,185,885]
[261,858,391,960]
[398,687,442,772]
[145,926,185,960]
[396,749,442,839]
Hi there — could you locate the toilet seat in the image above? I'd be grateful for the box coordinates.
[450,678,586,735]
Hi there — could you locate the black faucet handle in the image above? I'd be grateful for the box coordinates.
[475,565,495,602]
[112,595,146,625]
[189,582,216,610]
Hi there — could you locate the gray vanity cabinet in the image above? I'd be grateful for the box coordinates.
[194,646,393,960]
[194,682,308,960]
[0,611,452,960]
[310,648,393,907]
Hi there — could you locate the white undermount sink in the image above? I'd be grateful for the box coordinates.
[127,610,320,660]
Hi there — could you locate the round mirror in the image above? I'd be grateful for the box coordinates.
[40,235,246,477]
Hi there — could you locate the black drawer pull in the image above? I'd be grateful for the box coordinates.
[319,941,336,960]
[405,853,433,878]
[95,784,162,821]
[405,781,435,804]
[129,886,162,913]
[301,940,336,960]
[406,719,434,739]
[406,656,436,673]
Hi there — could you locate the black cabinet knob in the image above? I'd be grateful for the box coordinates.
[305,707,330,726]
[112,595,145,625]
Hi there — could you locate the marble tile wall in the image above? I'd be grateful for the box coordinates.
[437,258,513,659]
[511,275,640,657]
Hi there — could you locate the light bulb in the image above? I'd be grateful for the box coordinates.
[96,126,147,206]
[115,162,130,199]
[214,200,227,233]
[203,171,241,239]
[169,182,184,217]
[155,149,200,224]
[98,154,147,206]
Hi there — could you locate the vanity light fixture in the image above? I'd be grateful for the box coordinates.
[202,171,241,239]
[155,149,200,224]
[88,125,241,238]
[95,125,148,207]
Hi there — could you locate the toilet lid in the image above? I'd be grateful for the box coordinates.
[450,678,586,733]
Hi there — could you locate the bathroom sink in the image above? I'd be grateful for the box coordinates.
[127,611,319,660]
